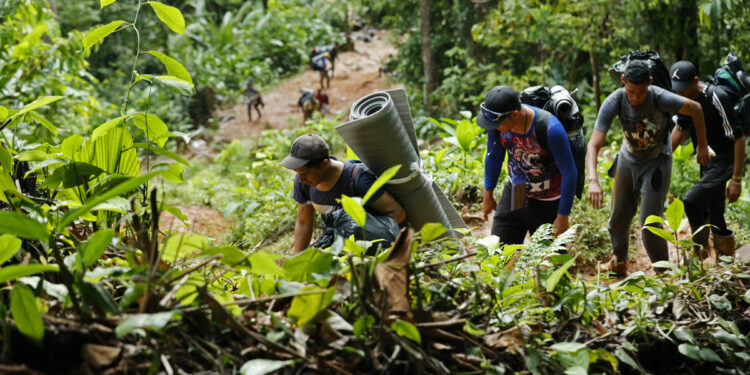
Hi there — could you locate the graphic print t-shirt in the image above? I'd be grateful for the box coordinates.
[594,85,685,161]
[292,160,384,214]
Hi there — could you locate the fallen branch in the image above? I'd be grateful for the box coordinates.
[416,251,477,271]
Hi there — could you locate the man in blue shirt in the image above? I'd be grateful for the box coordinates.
[478,86,578,244]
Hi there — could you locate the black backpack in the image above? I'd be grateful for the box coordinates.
[609,50,672,91]
[707,52,750,135]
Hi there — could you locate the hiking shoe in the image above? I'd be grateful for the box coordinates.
[602,257,627,278]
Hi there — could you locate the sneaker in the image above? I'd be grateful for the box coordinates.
[602,257,628,278]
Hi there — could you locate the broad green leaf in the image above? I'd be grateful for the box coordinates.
[9,96,64,121]
[92,196,131,213]
[665,198,684,233]
[709,294,731,311]
[83,281,120,315]
[100,0,116,9]
[154,75,194,96]
[644,215,664,226]
[463,320,485,336]
[420,222,446,243]
[0,212,49,240]
[82,21,127,49]
[0,264,59,284]
[132,143,191,167]
[29,112,57,135]
[341,195,366,228]
[435,147,449,166]
[80,229,114,268]
[149,2,185,34]
[16,149,48,162]
[0,146,12,172]
[0,234,22,264]
[57,169,162,231]
[362,164,401,204]
[564,367,588,375]
[132,113,171,147]
[91,115,129,140]
[551,342,587,353]
[391,319,421,344]
[678,343,701,360]
[160,162,185,183]
[161,233,209,262]
[282,248,333,284]
[615,348,644,373]
[546,255,577,292]
[10,284,44,343]
[248,251,287,277]
[45,162,106,189]
[652,261,678,272]
[239,359,293,375]
[145,51,193,85]
[115,311,178,338]
[202,246,245,266]
[61,134,84,159]
[644,226,675,243]
[699,348,723,363]
[456,119,475,153]
[343,235,364,257]
[673,326,695,343]
[0,105,7,121]
[353,315,375,338]
[287,286,335,326]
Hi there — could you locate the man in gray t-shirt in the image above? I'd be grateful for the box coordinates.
[586,60,709,277]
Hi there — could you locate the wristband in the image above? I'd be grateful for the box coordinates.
[732,176,743,182]
[730,181,741,185]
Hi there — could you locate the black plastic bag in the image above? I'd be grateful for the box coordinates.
[609,50,672,91]
[312,209,399,253]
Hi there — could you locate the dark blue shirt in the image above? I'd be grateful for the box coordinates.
[293,160,385,214]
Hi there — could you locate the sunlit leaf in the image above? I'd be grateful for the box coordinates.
[0,105,7,121]
[91,115,129,140]
[149,2,185,34]
[161,233,209,262]
[82,21,127,49]
[29,112,57,135]
[0,234,22,265]
[362,164,400,204]
[546,255,577,292]
[353,315,375,338]
[665,198,684,233]
[282,248,333,284]
[10,284,44,343]
[287,285,335,326]
[391,319,421,344]
[644,226,675,243]
[132,143,191,167]
[0,264,59,284]
[16,149,48,162]
[0,212,49,240]
[100,0,116,8]
[115,311,178,338]
[132,113,171,147]
[644,215,664,226]
[341,195,366,227]
[145,51,193,85]
[248,251,287,277]
[420,222,446,243]
[0,146,12,173]
[154,75,194,96]
[80,229,114,268]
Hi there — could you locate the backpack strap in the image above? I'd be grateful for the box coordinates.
[533,109,552,149]
[347,162,364,197]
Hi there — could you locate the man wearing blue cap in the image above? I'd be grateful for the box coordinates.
[669,60,745,258]
[478,86,578,244]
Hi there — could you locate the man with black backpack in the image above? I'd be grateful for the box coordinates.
[478,86,578,243]
[281,134,406,253]
[669,60,746,258]
[587,60,710,277]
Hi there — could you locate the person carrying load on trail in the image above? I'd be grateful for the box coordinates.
[281,134,406,253]
[478,86,578,244]
[317,42,339,78]
[243,79,264,122]
[669,60,746,258]
[311,51,332,89]
[298,88,318,125]
[587,60,710,278]
[314,89,329,115]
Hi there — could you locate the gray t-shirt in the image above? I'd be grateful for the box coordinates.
[595,85,685,161]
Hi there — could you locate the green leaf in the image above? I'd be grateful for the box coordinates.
[420,222,446,243]
[345,146,358,160]
[91,115,129,140]
[115,311,178,338]
[0,234,22,265]
[564,367,588,375]
[61,134,84,159]
[10,284,44,343]
[341,195,366,227]
[202,246,245,266]
[132,113,171,147]
[149,1,185,34]
[615,347,645,373]
[0,146,12,173]
[282,248,333,284]
[80,230,114,268]
[57,169,162,231]
[287,286,335,326]
[16,149,48,162]
[391,319,421,344]
[29,112,57,135]
[644,226,675,243]
[665,198,684,233]
[160,162,185,183]
[0,212,49,240]
[239,359,294,375]
[9,96,64,121]
[362,164,401,204]
[463,320,485,336]
[651,260,678,272]
[154,75,194,96]
[161,233,209,262]
[0,105,8,121]
[699,347,723,363]
[100,0,116,9]
[353,315,375,338]
[456,119,475,153]
[0,264,59,284]
[82,21,127,49]
[644,215,664,226]
[551,342,587,353]
[132,143,191,167]
[248,251,287,277]
[678,343,701,360]
[145,51,193,85]
[546,255,577,292]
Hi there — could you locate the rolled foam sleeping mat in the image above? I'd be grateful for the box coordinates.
[336,88,466,233]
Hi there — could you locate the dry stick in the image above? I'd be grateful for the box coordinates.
[378,345,400,375]
[179,331,227,375]
[322,360,354,375]
[195,336,242,366]
[583,331,613,347]
[416,251,477,271]
[164,255,222,285]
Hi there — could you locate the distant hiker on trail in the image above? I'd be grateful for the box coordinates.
[669,60,746,258]
[243,79,264,122]
[587,60,710,277]
[281,134,406,253]
[478,86,578,244]
[314,88,329,115]
[311,51,332,89]
[298,88,318,124]
[317,42,339,78]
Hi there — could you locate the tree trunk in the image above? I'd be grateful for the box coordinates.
[589,50,601,112]
[419,0,434,112]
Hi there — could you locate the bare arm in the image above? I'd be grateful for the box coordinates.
[670,127,689,153]
[293,203,315,253]
[677,99,709,164]
[727,136,746,203]
[369,191,406,225]
[586,129,607,209]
